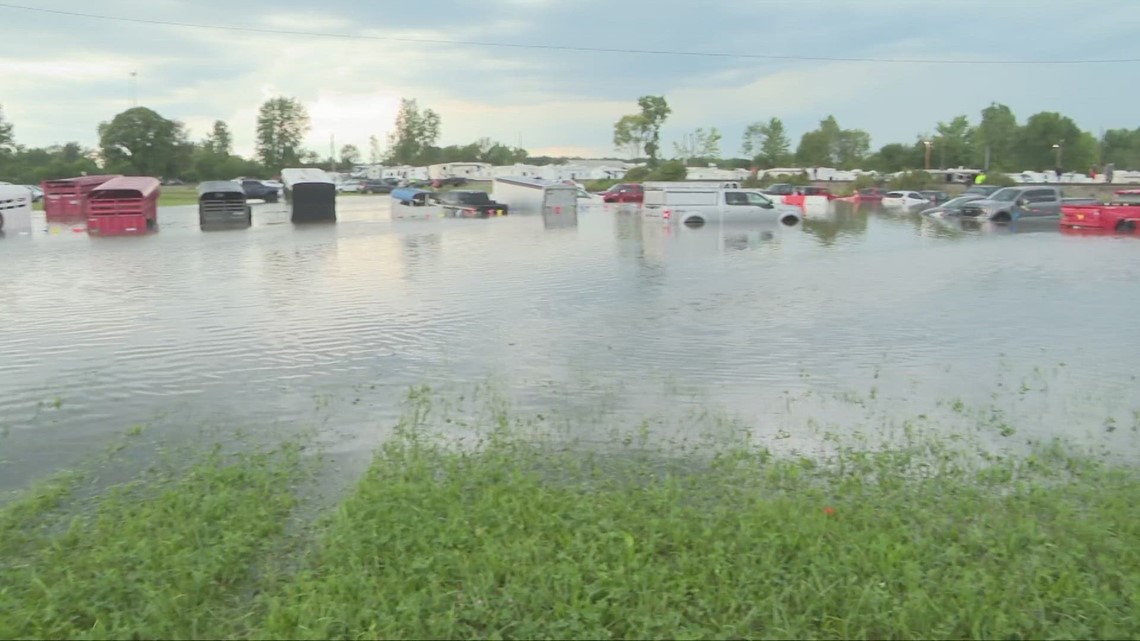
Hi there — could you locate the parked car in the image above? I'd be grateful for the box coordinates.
[21,185,44,202]
[881,191,930,208]
[438,190,508,217]
[920,195,987,217]
[801,186,836,200]
[600,183,644,203]
[919,190,950,204]
[434,177,468,187]
[362,178,400,194]
[855,187,887,201]
[240,179,279,203]
[958,186,1096,222]
[763,183,797,196]
[337,179,365,193]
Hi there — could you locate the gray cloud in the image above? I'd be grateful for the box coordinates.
[1,0,1137,158]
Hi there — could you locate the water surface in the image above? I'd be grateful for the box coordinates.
[2,197,1138,491]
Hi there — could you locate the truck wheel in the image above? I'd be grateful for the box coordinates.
[992,212,1011,223]
[1117,220,1137,233]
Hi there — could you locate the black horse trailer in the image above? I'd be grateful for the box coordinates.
[281,168,336,223]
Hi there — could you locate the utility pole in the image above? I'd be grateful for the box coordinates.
[923,140,932,171]
[330,134,335,172]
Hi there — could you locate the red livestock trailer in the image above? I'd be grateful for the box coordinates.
[86,176,160,235]
[41,174,121,219]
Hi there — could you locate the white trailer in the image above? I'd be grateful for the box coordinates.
[0,184,34,234]
[492,176,579,219]
[643,180,742,190]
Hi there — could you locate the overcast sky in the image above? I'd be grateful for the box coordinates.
[2,0,1138,160]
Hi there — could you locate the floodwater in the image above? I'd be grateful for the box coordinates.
[2,196,1138,491]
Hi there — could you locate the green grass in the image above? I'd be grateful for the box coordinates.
[2,391,1139,639]
[32,185,205,212]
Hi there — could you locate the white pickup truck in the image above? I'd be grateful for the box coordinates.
[642,187,802,226]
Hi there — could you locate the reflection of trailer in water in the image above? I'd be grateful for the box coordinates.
[0,184,35,234]
[492,176,577,223]
[390,187,443,219]
[282,168,336,223]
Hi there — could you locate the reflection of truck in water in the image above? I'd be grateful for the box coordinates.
[438,190,508,218]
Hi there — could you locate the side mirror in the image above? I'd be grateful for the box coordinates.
[761,202,774,209]
[1017,198,1029,207]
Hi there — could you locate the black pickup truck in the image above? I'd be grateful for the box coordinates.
[438,190,508,217]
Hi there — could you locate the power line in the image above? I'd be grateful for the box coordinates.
[1,2,1138,65]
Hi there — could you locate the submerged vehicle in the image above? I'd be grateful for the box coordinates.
[438,190,508,218]
[642,186,802,226]
[1060,189,1140,234]
[920,194,987,217]
[958,186,1096,222]
[197,181,251,228]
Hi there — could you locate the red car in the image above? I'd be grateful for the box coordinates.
[854,187,886,201]
[1060,189,1140,234]
[601,183,644,203]
[801,186,837,200]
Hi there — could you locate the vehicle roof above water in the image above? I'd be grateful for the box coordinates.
[0,184,34,198]
[89,176,161,198]
[281,168,334,187]
[495,175,578,189]
[197,180,244,196]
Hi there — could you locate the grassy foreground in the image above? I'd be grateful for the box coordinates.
[2,400,1139,639]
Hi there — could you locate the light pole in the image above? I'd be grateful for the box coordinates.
[923,140,932,171]
[1052,141,1063,169]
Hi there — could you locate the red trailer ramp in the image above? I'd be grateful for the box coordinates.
[41,174,121,219]
[86,176,160,235]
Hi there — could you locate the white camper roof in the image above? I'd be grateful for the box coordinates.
[495,176,578,190]
[281,168,334,187]
[643,180,741,190]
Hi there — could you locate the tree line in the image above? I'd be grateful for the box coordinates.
[0,98,529,184]
[615,96,1140,174]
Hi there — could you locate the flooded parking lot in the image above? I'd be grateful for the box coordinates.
[2,196,1138,491]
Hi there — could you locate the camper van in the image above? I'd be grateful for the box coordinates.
[642,186,802,226]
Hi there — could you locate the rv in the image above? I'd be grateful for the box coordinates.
[491,176,578,218]
[281,168,336,223]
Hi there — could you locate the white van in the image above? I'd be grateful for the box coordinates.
[642,187,802,226]
[0,184,34,233]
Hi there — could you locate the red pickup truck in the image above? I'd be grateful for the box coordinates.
[1060,189,1140,234]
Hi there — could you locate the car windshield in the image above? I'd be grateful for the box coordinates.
[988,188,1020,202]
[941,197,978,209]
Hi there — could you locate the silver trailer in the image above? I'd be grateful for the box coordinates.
[281,168,337,223]
[492,176,579,222]
[197,180,251,228]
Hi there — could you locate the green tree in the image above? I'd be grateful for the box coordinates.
[650,159,687,181]
[340,144,361,167]
[617,96,671,166]
[794,116,869,168]
[0,105,14,155]
[613,114,649,160]
[97,107,190,177]
[386,98,441,166]
[932,115,975,169]
[256,97,310,170]
[1102,128,1140,169]
[204,120,233,156]
[368,135,383,164]
[1015,112,1097,172]
[974,103,1018,171]
[673,127,721,162]
[741,117,792,168]
[866,143,921,173]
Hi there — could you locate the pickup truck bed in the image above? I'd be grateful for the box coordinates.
[1060,190,1140,234]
